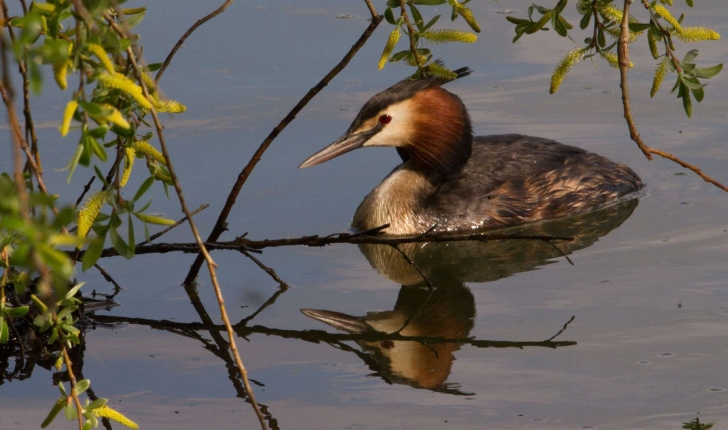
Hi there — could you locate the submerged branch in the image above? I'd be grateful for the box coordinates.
[71,227,573,260]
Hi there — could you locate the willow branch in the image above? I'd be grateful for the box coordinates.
[154,0,234,84]
[618,0,652,160]
[183,9,384,284]
[136,203,209,246]
[618,0,727,192]
[399,0,422,71]
[61,346,85,430]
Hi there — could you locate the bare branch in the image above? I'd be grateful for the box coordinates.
[155,0,234,84]
[184,10,384,283]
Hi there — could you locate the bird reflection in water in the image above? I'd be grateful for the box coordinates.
[302,199,639,394]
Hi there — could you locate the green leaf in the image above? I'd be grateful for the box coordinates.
[691,86,704,102]
[65,143,84,184]
[384,7,396,25]
[629,22,651,32]
[0,317,8,344]
[109,226,133,259]
[694,63,723,79]
[685,0,693,7]
[409,4,424,31]
[90,137,108,162]
[133,176,155,202]
[681,77,705,90]
[77,101,106,117]
[597,27,606,48]
[124,10,146,28]
[580,11,592,30]
[64,403,76,421]
[422,14,440,31]
[4,305,29,317]
[56,305,78,321]
[127,213,135,257]
[144,62,162,72]
[75,379,90,395]
[87,398,108,411]
[682,87,692,118]
[683,49,699,64]
[64,282,85,301]
[94,165,110,188]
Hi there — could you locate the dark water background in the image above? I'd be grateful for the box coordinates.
[2,1,727,429]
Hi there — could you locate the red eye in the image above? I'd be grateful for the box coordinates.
[379,114,392,125]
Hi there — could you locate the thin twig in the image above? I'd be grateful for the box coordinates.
[239,249,289,288]
[545,315,576,342]
[75,176,96,207]
[183,8,384,285]
[546,240,574,266]
[93,264,122,291]
[649,148,728,192]
[155,0,234,84]
[136,203,209,246]
[399,0,423,72]
[389,244,434,289]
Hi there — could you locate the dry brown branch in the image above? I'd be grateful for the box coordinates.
[184,5,383,285]
[618,0,728,192]
[94,263,122,290]
[103,10,267,429]
[154,0,234,84]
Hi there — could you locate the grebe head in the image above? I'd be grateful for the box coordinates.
[299,67,474,180]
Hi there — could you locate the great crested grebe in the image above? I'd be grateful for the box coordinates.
[300,68,643,235]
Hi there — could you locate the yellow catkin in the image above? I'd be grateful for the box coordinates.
[94,406,139,429]
[455,4,481,33]
[132,140,166,165]
[135,213,176,225]
[98,73,153,109]
[378,28,400,70]
[576,0,591,14]
[120,147,135,187]
[598,4,624,24]
[87,43,116,74]
[599,50,633,68]
[40,397,66,428]
[140,72,157,94]
[550,47,584,94]
[648,29,660,59]
[653,4,683,34]
[60,100,77,137]
[651,58,668,98]
[153,99,187,113]
[53,62,68,90]
[100,104,131,129]
[421,29,477,44]
[77,192,105,242]
[677,27,721,42]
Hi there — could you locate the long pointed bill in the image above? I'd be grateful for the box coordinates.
[300,309,372,333]
[299,126,380,169]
